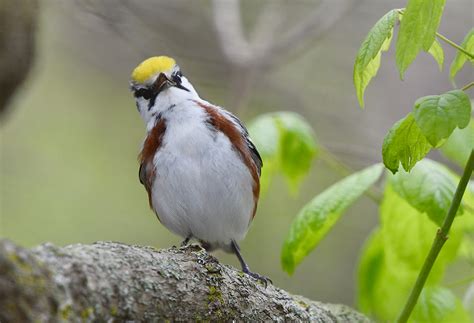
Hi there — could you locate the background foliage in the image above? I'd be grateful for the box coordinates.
[279,0,473,321]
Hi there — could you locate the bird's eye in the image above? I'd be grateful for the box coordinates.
[134,88,153,100]
[172,71,182,84]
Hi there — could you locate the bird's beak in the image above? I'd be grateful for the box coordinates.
[154,73,174,95]
[154,72,190,94]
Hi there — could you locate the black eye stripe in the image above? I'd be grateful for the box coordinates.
[134,88,153,100]
[134,70,186,101]
[172,70,183,83]
[172,74,181,84]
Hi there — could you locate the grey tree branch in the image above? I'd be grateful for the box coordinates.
[211,0,354,71]
[249,1,283,55]
[211,0,254,67]
[0,239,369,322]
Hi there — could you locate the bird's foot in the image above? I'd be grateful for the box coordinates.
[180,236,192,248]
[243,268,272,287]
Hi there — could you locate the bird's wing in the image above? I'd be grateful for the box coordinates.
[138,162,148,187]
[220,110,263,177]
[195,100,263,220]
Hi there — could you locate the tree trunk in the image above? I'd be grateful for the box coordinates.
[0,239,369,322]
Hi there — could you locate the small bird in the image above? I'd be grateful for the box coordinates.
[129,56,269,284]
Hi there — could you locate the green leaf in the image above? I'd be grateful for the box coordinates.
[357,229,414,321]
[428,39,444,71]
[440,118,474,168]
[247,113,280,194]
[419,1,446,51]
[247,113,279,158]
[353,9,399,107]
[357,184,465,321]
[462,182,474,218]
[382,113,432,173]
[380,184,462,280]
[248,112,318,194]
[450,28,474,81]
[413,90,471,146]
[357,230,384,315]
[357,229,388,317]
[458,233,474,262]
[276,114,319,192]
[390,159,461,226]
[281,163,383,274]
[412,287,471,323]
[396,0,446,78]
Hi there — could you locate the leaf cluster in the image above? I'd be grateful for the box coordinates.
[245,1,473,321]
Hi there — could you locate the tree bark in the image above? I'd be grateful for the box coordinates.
[0,239,369,322]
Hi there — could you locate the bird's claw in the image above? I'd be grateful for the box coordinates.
[244,270,272,287]
[180,236,192,247]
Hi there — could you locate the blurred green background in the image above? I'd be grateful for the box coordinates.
[1,0,472,308]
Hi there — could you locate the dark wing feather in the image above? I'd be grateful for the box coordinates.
[245,136,262,176]
[139,162,147,186]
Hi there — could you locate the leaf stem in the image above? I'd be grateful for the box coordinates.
[436,32,474,60]
[397,149,474,323]
[461,81,474,91]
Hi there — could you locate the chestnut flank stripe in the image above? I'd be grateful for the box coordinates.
[196,101,260,219]
[139,118,167,209]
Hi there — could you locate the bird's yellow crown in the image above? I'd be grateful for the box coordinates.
[131,56,176,84]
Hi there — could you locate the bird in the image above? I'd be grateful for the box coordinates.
[129,56,269,284]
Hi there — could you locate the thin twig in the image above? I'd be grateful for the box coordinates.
[461,81,474,91]
[436,32,474,60]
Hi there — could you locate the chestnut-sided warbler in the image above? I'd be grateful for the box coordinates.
[129,56,268,284]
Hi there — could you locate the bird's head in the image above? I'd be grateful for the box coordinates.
[130,56,196,124]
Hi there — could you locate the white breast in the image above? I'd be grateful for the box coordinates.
[150,100,255,249]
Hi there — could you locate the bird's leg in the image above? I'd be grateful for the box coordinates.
[180,235,192,247]
[199,240,213,251]
[231,240,272,287]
